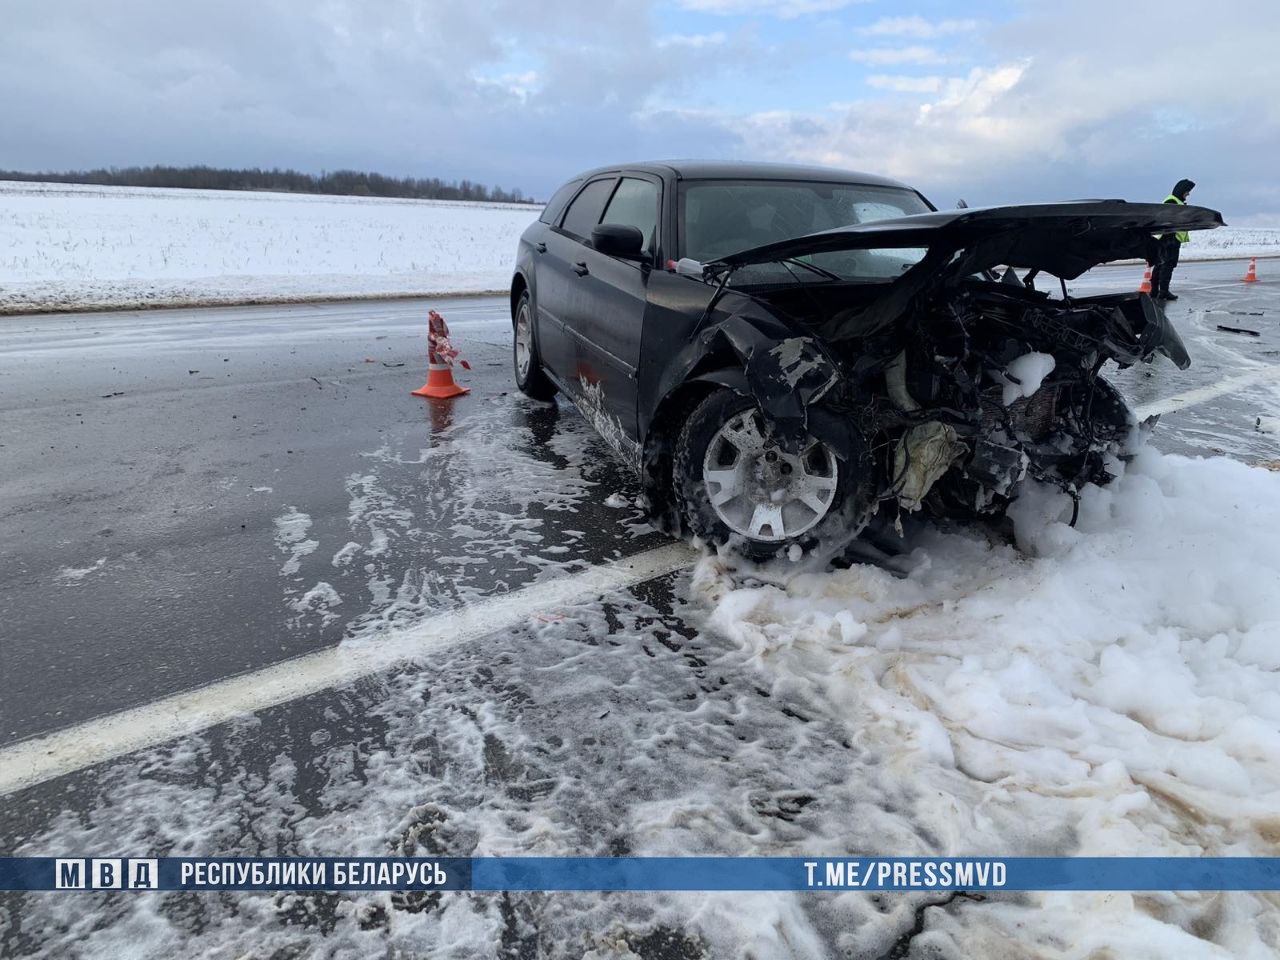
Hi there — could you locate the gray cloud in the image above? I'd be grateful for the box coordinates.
[697,0,1280,219]
[1,0,1277,218]
[0,0,748,194]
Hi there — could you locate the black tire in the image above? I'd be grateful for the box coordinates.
[673,389,866,560]
[513,291,556,401]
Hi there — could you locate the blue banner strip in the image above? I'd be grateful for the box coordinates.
[3,857,1279,892]
[470,857,1280,891]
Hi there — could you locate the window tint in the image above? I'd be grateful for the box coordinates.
[538,179,582,224]
[559,178,616,239]
[680,180,931,264]
[600,178,660,252]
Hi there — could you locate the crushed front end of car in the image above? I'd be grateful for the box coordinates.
[693,201,1223,539]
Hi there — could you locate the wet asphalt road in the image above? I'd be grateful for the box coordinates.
[1,260,1277,748]
[0,259,1277,957]
[0,296,662,745]
[1071,259,1280,462]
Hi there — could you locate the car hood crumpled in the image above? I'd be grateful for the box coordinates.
[712,200,1225,277]
[710,200,1224,341]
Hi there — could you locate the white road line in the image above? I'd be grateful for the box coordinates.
[0,542,697,797]
[1134,365,1280,419]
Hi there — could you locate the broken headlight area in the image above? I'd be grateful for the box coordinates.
[813,284,1157,529]
[655,200,1220,548]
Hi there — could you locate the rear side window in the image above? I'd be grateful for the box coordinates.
[558,178,616,240]
[600,178,660,253]
[538,179,582,225]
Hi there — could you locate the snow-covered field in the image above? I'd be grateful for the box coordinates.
[1184,226,1280,259]
[3,179,1279,314]
[0,180,541,313]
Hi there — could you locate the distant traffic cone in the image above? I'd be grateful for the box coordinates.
[1138,267,1153,294]
[411,309,470,398]
[1243,257,1259,283]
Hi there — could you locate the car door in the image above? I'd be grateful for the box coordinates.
[560,175,661,443]
[534,176,618,386]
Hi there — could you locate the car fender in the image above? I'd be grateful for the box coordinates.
[702,311,841,451]
[510,222,547,323]
[648,305,846,456]
[687,367,749,395]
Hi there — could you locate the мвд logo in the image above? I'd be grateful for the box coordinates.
[54,858,158,889]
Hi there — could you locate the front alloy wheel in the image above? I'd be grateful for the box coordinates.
[704,409,837,540]
[675,389,854,557]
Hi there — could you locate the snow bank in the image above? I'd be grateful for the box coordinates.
[1182,226,1280,261]
[693,447,1280,956]
[0,180,541,313]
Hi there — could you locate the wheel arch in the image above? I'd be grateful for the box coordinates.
[640,359,751,535]
[510,272,530,326]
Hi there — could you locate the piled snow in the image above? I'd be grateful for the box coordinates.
[1001,351,1055,405]
[693,446,1280,956]
[0,180,541,313]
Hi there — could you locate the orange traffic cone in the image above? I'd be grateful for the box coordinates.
[412,363,469,399]
[1139,267,1153,294]
[1243,257,1259,283]
[411,309,470,399]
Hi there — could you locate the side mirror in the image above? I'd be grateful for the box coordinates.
[956,198,969,209]
[591,224,646,260]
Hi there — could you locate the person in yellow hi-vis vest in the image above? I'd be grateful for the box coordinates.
[1151,178,1195,301]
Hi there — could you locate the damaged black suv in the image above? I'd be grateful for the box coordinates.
[510,161,1222,557]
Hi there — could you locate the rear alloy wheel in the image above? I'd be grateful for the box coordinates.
[675,389,851,558]
[513,291,556,401]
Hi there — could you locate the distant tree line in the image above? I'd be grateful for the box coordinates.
[0,165,538,204]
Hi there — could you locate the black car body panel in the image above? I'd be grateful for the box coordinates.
[511,163,1224,544]
[714,200,1224,274]
[710,200,1223,344]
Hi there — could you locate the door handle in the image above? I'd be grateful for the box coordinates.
[535,242,547,253]
[573,261,589,277]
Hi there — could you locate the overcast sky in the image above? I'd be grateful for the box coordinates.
[3,0,1278,220]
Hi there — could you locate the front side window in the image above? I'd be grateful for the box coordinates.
[559,178,617,240]
[600,178,660,253]
[679,180,932,283]
[538,179,582,224]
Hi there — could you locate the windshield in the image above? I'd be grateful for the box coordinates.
[679,179,932,283]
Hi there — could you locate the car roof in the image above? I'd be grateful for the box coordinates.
[566,160,915,190]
